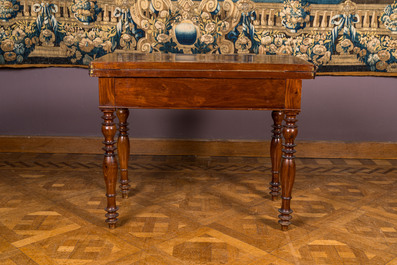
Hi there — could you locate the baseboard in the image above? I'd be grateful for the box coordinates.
[0,136,396,159]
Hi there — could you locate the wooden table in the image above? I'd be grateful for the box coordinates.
[90,53,315,230]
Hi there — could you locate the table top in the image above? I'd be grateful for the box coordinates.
[90,53,315,79]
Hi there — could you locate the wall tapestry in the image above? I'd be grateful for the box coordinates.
[1,0,397,76]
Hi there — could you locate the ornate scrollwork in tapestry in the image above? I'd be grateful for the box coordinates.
[130,0,240,54]
[0,0,397,75]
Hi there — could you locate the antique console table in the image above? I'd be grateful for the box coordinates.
[90,52,315,230]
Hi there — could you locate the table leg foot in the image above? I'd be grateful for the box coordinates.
[270,111,284,201]
[101,108,119,228]
[105,204,119,229]
[281,225,289,231]
[278,111,298,230]
[278,204,293,229]
[117,108,131,199]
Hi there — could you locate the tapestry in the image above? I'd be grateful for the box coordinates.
[1,0,397,75]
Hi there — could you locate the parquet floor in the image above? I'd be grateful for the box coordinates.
[0,152,397,264]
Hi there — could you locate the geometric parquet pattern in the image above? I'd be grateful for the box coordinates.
[1,152,397,264]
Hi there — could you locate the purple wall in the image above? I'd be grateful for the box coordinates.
[1,67,396,141]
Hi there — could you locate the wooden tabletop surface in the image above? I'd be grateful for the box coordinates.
[90,53,315,79]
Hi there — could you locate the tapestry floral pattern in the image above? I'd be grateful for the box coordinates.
[0,0,397,75]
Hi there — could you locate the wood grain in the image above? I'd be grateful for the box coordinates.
[114,78,286,110]
[98,78,115,107]
[1,136,396,159]
[285,79,302,110]
[1,152,396,264]
[90,53,315,79]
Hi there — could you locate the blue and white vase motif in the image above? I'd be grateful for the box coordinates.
[70,0,102,25]
[174,22,198,46]
[0,0,21,21]
[380,1,397,33]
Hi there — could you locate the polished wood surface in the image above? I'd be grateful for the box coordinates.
[1,152,397,264]
[114,78,286,110]
[3,136,397,159]
[90,52,315,230]
[116,108,130,199]
[90,53,314,79]
[270,111,284,201]
[101,109,119,228]
[279,112,299,230]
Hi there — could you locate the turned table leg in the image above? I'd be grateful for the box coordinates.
[269,111,284,201]
[279,111,299,231]
[101,108,119,229]
[117,108,130,199]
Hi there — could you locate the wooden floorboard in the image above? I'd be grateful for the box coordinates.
[0,152,397,264]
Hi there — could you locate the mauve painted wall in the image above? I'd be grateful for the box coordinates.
[0,68,396,141]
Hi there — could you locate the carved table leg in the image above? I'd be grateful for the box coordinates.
[279,111,299,231]
[117,108,130,199]
[101,108,119,229]
[269,111,284,201]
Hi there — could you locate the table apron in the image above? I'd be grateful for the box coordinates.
[98,77,300,110]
